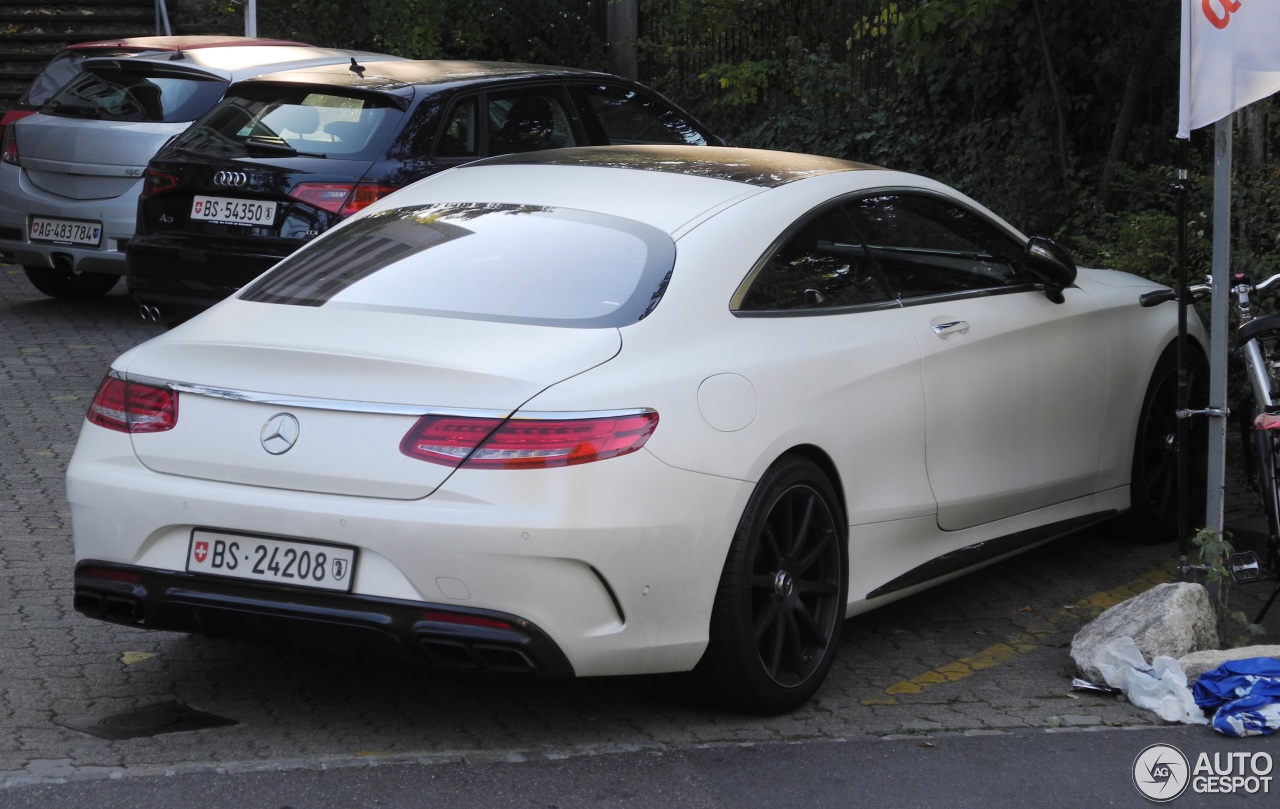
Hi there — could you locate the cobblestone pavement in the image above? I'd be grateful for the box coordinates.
[2,264,1278,789]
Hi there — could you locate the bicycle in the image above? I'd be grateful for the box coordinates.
[1141,272,1280,623]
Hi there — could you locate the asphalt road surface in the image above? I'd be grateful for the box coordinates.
[1,266,1277,806]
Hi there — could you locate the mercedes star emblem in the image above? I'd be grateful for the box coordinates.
[260,413,300,455]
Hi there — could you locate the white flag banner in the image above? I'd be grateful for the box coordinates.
[1179,0,1280,138]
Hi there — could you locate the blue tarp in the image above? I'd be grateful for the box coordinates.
[1191,658,1280,737]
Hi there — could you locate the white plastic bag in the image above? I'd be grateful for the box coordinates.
[1093,636,1208,725]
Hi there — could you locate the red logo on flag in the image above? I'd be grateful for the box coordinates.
[194,541,208,563]
[1203,0,1241,30]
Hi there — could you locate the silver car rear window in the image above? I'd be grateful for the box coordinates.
[240,203,676,328]
[19,49,138,108]
[44,65,227,123]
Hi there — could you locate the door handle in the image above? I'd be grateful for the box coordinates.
[932,320,970,337]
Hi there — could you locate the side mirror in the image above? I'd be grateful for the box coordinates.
[1024,236,1077,304]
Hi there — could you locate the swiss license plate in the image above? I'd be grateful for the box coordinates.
[30,216,102,246]
[187,530,356,592]
[191,195,277,226]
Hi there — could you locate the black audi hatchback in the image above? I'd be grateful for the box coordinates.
[127,59,723,319]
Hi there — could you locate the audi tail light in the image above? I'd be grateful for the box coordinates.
[140,168,178,201]
[290,181,400,217]
[400,412,659,469]
[86,374,178,433]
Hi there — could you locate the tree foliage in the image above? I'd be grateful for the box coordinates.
[256,0,604,66]
[247,0,1280,284]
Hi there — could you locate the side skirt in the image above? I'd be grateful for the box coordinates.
[864,510,1117,600]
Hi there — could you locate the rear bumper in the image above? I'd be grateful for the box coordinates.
[126,233,290,309]
[68,422,748,677]
[75,560,576,675]
[0,163,137,274]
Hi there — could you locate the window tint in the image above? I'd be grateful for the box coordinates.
[737,206,890,312]
[846,193,1030,299]
[240,203,676,328]
[45,66,227,123]
[488,90,578,155]
[436,97,478,157]
[580,84,708,146]
[171,89,401,159]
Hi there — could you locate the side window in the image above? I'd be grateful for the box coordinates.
[436,97,478,157]
[487,90,578,155]
[579,84,708,146]
[847,193,1030,299]
[737,206,890,312]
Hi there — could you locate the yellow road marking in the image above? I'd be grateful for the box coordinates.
[862,563,1177,704]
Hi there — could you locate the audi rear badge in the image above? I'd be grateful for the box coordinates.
[213,170,250,188]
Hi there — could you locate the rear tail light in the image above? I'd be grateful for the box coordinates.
[139,168,178,201]
[1,127,18,166]
[289,181,400,217]
[0,109,26,151]
[400,411,659,469]
[86,374,178,433]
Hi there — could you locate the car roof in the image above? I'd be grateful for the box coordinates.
[356,146,887,237]
[60,35,308,53]
[236,59,632,95]
[79,46,405,83]
[480,145,877,188]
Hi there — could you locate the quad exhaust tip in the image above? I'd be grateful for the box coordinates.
[139,304,163,323]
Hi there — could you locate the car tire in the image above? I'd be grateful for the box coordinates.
[1126,343,1209,544]
[695,455,847,714]
[23,265,119,300]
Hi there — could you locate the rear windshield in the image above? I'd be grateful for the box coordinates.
[170,88,402,160]
[240,203,676,328]
[44,64,227,123]
[20,49,138,109]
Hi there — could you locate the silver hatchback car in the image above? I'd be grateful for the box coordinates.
[0,45,403,299]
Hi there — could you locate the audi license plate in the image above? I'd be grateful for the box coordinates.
[30,216,102,246]
[186,530,356,592]
[190,195,277,226]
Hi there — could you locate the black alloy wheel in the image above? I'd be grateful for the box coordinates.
[1128,344,1209,543]
[696,455,847,714]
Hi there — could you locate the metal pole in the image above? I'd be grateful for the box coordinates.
[1176,149,1190,570]
[155,0,171,35]
[246,0,258,37]
[607,0,638,79]
[1205,115,1233,535]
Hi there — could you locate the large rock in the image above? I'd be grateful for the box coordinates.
[1071,582,1219,681]
[1179,645,1280,680]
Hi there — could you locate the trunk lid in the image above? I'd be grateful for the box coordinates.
[19,116,187,200]
[121,301,622,499]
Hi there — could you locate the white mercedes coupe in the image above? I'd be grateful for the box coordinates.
[67,145,1206,714]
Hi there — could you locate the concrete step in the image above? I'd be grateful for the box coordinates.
[0,0,158,110]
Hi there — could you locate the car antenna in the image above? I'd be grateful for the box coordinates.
[168,49,186,61]
[348,58,365,77]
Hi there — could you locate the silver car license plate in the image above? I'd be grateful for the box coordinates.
[30,216,102,246]
[187,530,356,592]
[191,195,278,226]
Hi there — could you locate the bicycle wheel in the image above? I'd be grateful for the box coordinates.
[1126,344,1209,543]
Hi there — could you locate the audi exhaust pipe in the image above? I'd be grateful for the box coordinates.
[139,304,163,323]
